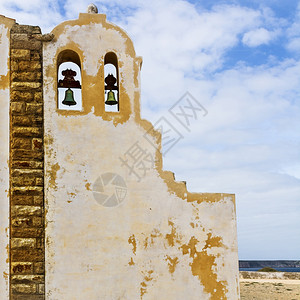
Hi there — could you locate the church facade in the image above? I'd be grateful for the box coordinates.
[0,6,239,300]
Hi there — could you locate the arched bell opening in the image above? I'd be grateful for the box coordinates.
[104,52,119,112]
[57,50,82,111]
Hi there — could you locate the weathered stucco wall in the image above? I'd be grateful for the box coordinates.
[43,13,239,300]
[0,15,15,299]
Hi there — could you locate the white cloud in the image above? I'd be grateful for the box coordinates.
[118,2,270,114]
[0,0,64,32]
[242,27,276,47]
[282,164,300,180]
[287,37,300,52]
[286,2,300,52]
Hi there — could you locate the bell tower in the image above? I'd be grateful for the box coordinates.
[0,5,239,300]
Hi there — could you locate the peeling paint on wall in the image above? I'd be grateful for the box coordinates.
[181,235,228,299]
[140,270,154,299]
[49,162,60,189]
[128,234,137,255]
[165,220,181,247]
[165,256,179,274]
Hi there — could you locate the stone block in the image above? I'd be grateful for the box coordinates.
[12,217,33,228]
[31,26,42,34]
[11,72,41,82]
[12,127,42,138]
[11,91,33,102]
[11,138,32,150]
[35,178,43,186]
[34,92,43,102]
[11,61,19,71]
[12,116,33,127]
[12,162,43,171]
[12,169,43,177]
[11,275,44,284]
[26,103,43,114]
[11,176,37,187]
[12,186,43,196]
[11,33,30,42]
[18,61,41,71]
[11,227,43,238]
[32,216,43,227]
[11,102,25,114]
[12,149,43,161]
[36,238,44,249]
[11,49,31,60]
[34,262,44,275]
[38,284,45,294]
[33,197,43,206]
[11,82,42,90]
[11,262,33,275]
[11,248,44,262]
[17,61,30,71]
[11,283,36,294]
[31,51,41,61]
[11,195,33,206]
[11,238,36,249]
[29,61,42,70]
[11,115,43,127]
[11,40,41,50]
[32,138,43,150]
[11,205,42,217]
[30,116,43,126]
[11,25,41,34]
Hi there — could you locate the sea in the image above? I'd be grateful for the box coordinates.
[240,267,300,273]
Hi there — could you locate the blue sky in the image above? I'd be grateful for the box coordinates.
[1,0,299,260]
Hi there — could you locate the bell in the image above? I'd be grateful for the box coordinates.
[62,88,77,106]
[105,90,118,105]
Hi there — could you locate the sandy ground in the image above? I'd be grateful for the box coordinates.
[240,279,300,300]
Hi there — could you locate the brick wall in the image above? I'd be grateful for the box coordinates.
[10,24,45,300]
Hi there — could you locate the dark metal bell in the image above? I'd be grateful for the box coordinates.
[62,88,77,106]
[105,90,118,105]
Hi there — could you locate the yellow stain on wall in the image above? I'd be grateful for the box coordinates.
[85,182,91,191]
[49,163,60,189]
[0,74,9,90]
[140,270,154,299]
[165,220,181,247]
[144,228,162,249]
[128,234,137,255]
[165,256,179,274]
[128,257,135,266]
[181,235,228,300]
